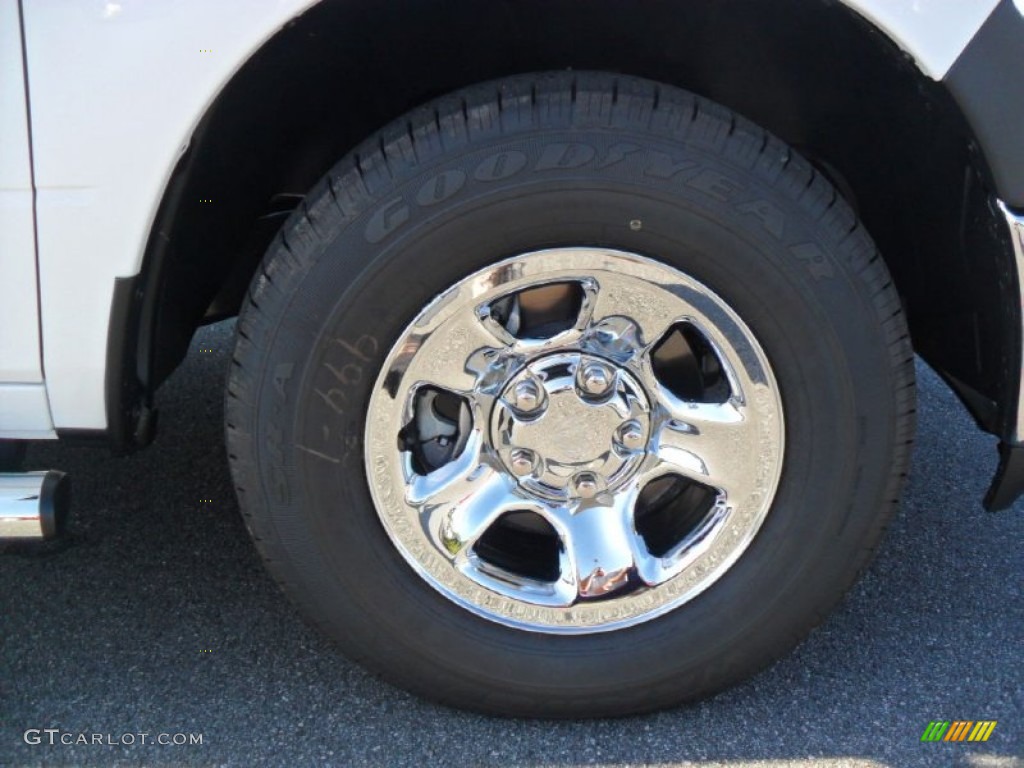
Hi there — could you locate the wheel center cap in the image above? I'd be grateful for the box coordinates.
[491,353,651,501]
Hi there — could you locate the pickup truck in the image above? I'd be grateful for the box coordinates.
[1,0,1022,717]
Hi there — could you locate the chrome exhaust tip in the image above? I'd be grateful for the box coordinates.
[0,471,70,540]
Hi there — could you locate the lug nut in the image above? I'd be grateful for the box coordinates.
[573,472,600,499]
[513,380,541,412]
[509,449,536,477]
[580,362,615,396]
[617,420,645,451]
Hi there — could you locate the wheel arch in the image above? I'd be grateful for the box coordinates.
[114,0,1020,503]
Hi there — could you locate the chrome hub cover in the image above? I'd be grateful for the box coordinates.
[492,352,651,502]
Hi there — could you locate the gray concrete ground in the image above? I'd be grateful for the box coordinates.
[1,320,1021,767]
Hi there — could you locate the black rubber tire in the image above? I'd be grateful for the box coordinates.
[226,72,915,718]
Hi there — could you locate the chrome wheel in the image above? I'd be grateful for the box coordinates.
[365,248,785,633]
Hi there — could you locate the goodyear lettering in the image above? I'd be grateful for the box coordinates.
[358,142,816,276]
[365,197,410,243]
[416,169,466,206]
[534,142,596,171]
[644,151,698,180]
[596,142,642,169]
[474,150,528,182]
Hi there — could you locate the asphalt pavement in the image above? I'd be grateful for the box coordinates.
[1,320,1021,768]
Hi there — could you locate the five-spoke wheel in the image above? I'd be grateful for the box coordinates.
[366,248,784,631]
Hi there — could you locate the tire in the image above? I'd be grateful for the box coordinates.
[226,72,915,717]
